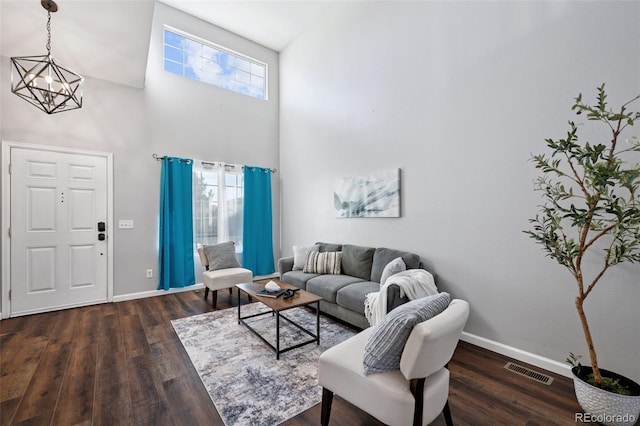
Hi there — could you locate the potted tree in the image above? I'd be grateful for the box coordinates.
[525,84,640,426]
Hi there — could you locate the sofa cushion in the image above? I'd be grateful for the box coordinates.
[303,251,342,275]
[362,292,451,375]
[203,241,241,271]
[281,270,319,290]
[371,247,421,283]
[336,281,380,315]
[307,275,365,303]
[292,244,319,270]
[379,257,407,286]
[316,242,343,252]
[341,244,375,281]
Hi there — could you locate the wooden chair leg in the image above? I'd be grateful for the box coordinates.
[443,400,453,426]
[212,290,218,308]
[321,387,333,426]
[410,378,426,426]
[204,287,209,300]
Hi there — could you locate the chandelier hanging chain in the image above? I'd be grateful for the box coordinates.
[46,10,52,55]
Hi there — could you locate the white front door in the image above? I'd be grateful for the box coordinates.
[9,147,109,316]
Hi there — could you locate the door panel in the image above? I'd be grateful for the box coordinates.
[26,246,56,292]
[69,244,96,288]
[11,147,108,316]
[28,186,57,231]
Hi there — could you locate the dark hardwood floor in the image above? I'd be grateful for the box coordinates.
[1,288,586,425]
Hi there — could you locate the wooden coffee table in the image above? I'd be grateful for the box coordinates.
[236,280,322,359]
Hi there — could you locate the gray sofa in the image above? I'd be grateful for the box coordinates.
[278,242,432,329]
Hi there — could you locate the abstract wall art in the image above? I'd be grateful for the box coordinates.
[334,169,400,218]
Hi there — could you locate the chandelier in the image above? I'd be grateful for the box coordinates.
[10,0,83,114]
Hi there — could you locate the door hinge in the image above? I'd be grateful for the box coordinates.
[7,227,10,238]
[8,163,11,174]
[8,290,11,301]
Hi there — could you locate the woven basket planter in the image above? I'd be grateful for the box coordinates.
[572,367,640,426]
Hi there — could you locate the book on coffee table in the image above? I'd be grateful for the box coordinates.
[257,289,285,298]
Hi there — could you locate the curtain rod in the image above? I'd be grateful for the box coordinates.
[152,153,277,173]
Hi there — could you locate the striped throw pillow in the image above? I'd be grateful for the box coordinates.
[362,292,451,375]
[303,251,342,275]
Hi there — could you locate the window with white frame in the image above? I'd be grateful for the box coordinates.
[193,162,244,254]
[163,27,267,100]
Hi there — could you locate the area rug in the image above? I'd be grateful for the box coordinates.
[171,303,357,426]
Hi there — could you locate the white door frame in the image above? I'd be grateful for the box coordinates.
[1,141,114,319]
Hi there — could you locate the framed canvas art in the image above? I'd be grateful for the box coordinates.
[334,169,400,218]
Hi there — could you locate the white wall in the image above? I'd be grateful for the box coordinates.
[0,2,280,301]
[279,1,640,380]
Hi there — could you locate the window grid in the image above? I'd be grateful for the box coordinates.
[193,169,244,251]
[163,27,267,100]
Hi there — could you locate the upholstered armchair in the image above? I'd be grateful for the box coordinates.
[318,299,469,426]
[197,242,253,308]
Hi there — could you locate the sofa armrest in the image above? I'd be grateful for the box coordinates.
[385,284,410,313]
[278,256,294,278]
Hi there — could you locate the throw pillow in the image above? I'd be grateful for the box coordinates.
[341,244,375,281]
[379,257,407,286]
[292,245,319,270]
[303,251,342,275]
[315,242,343,252]
[203,241,241,271]
[362,292,451,375]
[371,248,421,283]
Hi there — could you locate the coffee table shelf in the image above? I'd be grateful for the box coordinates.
[236,281,322,359]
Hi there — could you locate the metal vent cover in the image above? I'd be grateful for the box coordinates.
[504,362,554,385]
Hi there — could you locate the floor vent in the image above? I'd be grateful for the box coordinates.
[504,362,554,385]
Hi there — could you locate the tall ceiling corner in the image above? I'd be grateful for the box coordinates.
[1,0,156,89]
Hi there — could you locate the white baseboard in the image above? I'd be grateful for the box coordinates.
[255,273,279,280]
[461,331,572,378]
[106,275,277,304]
[112,283,206,303]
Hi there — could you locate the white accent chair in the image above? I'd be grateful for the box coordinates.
[318,299,469,426]
[197,246,253,308]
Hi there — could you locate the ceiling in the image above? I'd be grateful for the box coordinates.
[0,0,332,88]
[159,0,331,52]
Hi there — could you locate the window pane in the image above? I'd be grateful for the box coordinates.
[252,88,265,99]
[251,62,265,78]
[164,30,183,49]
[185,66,202,81]
[218,52,232,67]
[184,53,203,71]
[250,75,264,89]
[193,171,219,245]
[183,38,202,57]
[164,45,183,64]
[164,59,183,76]
[203,45,219,61]
[236,70,250,85]
[203,59,220,74]
[235,57,251,73]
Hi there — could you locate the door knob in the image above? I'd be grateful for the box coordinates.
[98,233,105,241]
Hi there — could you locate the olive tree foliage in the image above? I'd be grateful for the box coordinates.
[525,84,640,389]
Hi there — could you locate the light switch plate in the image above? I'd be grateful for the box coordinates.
[119,220,134,229]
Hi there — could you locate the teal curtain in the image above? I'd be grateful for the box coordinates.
[242,166,275,275]
[158,157,195,290]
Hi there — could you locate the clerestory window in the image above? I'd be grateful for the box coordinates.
[163,27,267,100]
